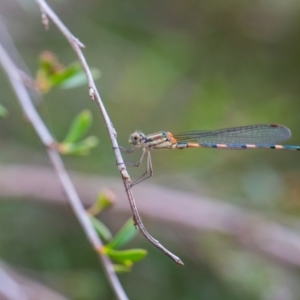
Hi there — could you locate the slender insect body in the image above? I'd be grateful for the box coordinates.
[125,124,300,186]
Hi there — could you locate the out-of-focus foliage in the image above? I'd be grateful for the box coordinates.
[35,51,100,93]
[58,109,99,155]
[1,0,300,299]
[63,109,93,143]
[106,218,139,250]
[89,216,112,242]
[87,189,115,215]
[88,193,147,269]
[0,104,8,118]
[90,216,147,269]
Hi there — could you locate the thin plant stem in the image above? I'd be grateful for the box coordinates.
[34,0,183,265]
[0,42,128,300]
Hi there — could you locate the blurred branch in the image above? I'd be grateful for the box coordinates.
[0,261,69,300]
[34,0,183,265]
[0,35,127,300]
[1,164,300,268]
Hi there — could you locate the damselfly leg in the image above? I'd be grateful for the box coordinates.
[119,146,153,186]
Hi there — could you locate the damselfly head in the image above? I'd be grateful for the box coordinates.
[129,131,146,147]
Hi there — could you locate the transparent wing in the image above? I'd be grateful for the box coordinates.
[173,124,291,145]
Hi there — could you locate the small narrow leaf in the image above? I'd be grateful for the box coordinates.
[89,216,112,242]
[38,51,62,75]
[106,248,147,265]
[49,63,82,87]
[96,190,115,211]
[63,110,93,143]
[35,69,52,93]
[106,219,138,249]
[59,136,99,155]
[60,68,101,89]
[36,51,62,93]
[113,264,131,273]
[87,190,115,215]
[0,104,8,118]
[35,52,100,93]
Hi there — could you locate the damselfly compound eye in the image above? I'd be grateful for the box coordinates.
[129,131,143,146]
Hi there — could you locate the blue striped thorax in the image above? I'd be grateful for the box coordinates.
[129,131,176,149]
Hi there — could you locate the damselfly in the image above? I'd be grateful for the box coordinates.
[121,124,300,186]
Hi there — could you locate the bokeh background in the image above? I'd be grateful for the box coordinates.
[1,0,300,299]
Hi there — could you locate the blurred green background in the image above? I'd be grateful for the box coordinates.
[1,0,300,299]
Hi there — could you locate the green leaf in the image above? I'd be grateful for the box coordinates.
[36,52,100,92]
[105,248,147,265]
[89,216,112,242]
[38,51,60,75]
[106,219,138,249]
[59,68,101,89]
[59,136,99,155]
[87,190,115,216]
[48,63,82,87]
[63,110,93,143]
[96,191,115,211]
[113,264,131,273]
[0,104,8,118]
